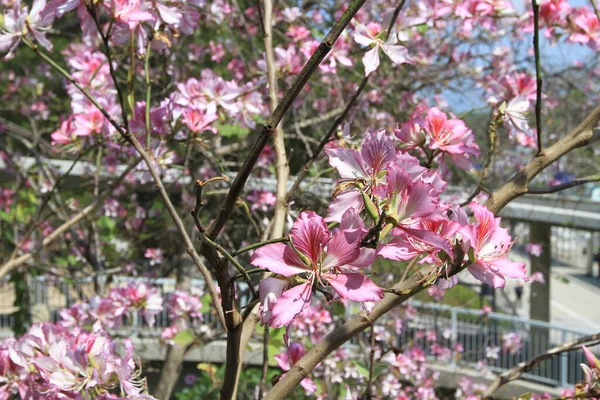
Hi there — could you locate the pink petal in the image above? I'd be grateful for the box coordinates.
[324,273,383,302]
[269,282,313,327]
[377,239,420,261]
[291,211,330,265]
[325,147,367,179]
[382,44,411,64]
[362,45,380,76]
[467,263,506,288]
[325,191,363,223]
[322,231,361,270]
[250,243,308,277]
[361,130,396,176]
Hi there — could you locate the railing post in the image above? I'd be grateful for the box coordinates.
[559,331,568,387]
[451,307,457,366]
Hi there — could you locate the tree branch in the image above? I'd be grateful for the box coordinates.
[205,0,370,241]
[482,333,600,398]
[486,103,600,214]
[527,174,600,194]
[531,0,543,154]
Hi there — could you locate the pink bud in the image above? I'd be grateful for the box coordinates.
[582,345,600,368]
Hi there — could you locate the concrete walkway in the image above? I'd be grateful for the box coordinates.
[485,251,600,333]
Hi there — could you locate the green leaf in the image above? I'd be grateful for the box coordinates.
[518,392,532,400]
[97,216,116,232]
[352,360,370,379]
[216,123,250,139]
[173,329,195,347]
[416,24,428,34]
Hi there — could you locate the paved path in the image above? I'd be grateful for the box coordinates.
[482,251,600,333]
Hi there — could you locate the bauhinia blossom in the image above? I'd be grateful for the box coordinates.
[325,129,395,222]
[251,210,382,327]
[460,203,527,288]
[0,0,54,56]
[353,22,411,76]
[499,95,532,137]
[274,342,317,393]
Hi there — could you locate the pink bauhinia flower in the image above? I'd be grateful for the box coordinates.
[525,243,543,257]
[325,129,395,222]
[0,0,54,56]
[182,106,218,133]
[274,343,316,392]
[460,202,527,288]
[112,0,153,29]
[353,22,411,76]
[251,211,383,327]
[423,107,480,170]
[500,96,532,137]
[502,332,523,354]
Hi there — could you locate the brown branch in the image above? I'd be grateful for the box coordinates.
[531,0,543,154]
[286,0,407,202]
[205,0,370,241]
[482,333,600,398]
[486,103,600,214]
[527,174,600,194]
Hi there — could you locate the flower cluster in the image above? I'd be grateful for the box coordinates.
[161,289,211,345]
[59,281,163,330]
[0,323,156,399]
[252,129,526,328]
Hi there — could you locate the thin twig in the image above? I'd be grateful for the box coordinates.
[199,234,258,298]
[460,114,498,207]
[232,237,289,257]
[205,0,370,241]
[531,0,543,154]
[482,333,600,398]
[527,175,600,194]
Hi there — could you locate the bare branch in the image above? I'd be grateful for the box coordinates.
[527,174,600,194]
[486,104,600,214]
[531,0,543,154]
[205,0,370,241]
[482,333,600,398]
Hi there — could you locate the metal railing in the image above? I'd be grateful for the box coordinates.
[1,278,597,389]
[399,301,598,388]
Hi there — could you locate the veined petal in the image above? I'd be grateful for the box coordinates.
[269,282,312,327]
[326,191,364,223]
[467,262,506,288]
[322,231,361,270]
[361,130,396,177]
[325,147,367,180]
[487,258,527,279]
[291,211,330,265]
[381,44,411,64]
[362,45,380,76]
[377,239,420,261]
[250,243,308,277]
[325,273,383,302]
